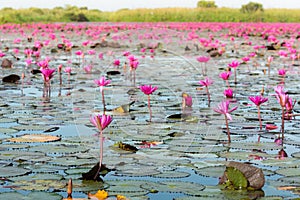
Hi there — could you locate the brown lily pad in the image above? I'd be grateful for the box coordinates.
[8,134,61,143]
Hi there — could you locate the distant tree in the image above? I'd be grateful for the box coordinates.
[197,0,217,8]
[240,2,264,13]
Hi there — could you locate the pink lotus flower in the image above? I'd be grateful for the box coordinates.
[224,88,233,98]
[242,56,250,63]
[113,59,120,67]
[213,100,238,143]
[90,114,113,131]
[140,85,158,95]
[196,56,210,63]
[228,60,240,84]
[98,52,104,60]
[219,71,232,80]
[75,50,83,56]
[87,50,96,55]
[199,77,213,105]
[213,100,238,121]
[123,51,131,56]
[94,76,111,113]
[249,95,268,132]
[140,84,158,122]
[83,65,93,73]
[267,56,274,63]
[90,114,113,179]
[248,96,268,107]
[198,77,213,87]
[40,68,56,83]
[182,93,193,107]
[278,50,288,57]
[278,69,286,76]
[274,85,289,139]
[64,67,72,74]
[249,52,256,57]
[94,76,111,92]
[228,60,240,68]
[24,48,33,57]
[0,51,5,58]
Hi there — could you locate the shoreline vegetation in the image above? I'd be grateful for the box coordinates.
[0,6,299,24]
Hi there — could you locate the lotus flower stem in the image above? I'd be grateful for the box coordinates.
[94,130,104,180]
[102,89,106,114]
[281,107,285,140]
[234,68,237,84]
[148,95,152,122]
[224,115,231,143]
[257,106,262,131]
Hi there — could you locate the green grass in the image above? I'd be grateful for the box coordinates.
[0,6,300,24]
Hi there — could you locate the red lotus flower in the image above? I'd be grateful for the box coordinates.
[213,100,238,121]
[219,71,232,80]
[198,77,213,87]
[40,68,55,83]
[228,60,240,68]
[94,76,111,88]
[90,114,113,131]
[248,96,268,106]
[224,88,233,98]
[196,56,210,63]
[140,85,158,95]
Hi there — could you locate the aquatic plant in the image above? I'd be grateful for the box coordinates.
[213,100,238,143]
[140,84,158,122]
[94,76,111,113]
[199,77,213,106]
[90,114,113,180]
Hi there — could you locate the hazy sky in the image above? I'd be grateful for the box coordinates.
[0,0,297,11]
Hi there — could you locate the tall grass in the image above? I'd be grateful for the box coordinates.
[0,6,300,24]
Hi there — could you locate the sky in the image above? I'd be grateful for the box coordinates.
[0,0,297,11]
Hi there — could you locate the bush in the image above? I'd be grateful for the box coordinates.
[197,0,217,8]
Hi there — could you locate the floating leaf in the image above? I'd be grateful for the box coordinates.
[141,181,205,196]
[8,134,61,143]
[275,167,300,177]
[0,166,31,178]
[224,167,248,189]
[152,170,190,179]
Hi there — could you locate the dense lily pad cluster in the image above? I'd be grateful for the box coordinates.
[0,22,300,199]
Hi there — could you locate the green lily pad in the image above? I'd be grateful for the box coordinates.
[228,142,281,151]
[152,170,190,179]
[0,118,17,123]
[25,191,62,200]
[0,127,18,134]
[276,167,300,177]
[279,176,300,185]
[195,165,226,178]
[0,166,31,178]
[48,157,94,167]
[106,180,149,196]
[72,179,109,192]
[141,181,205,196]
[29,144,88,155]
[9,173,63,182]
[11,179,66,191]
[224,167,248,189]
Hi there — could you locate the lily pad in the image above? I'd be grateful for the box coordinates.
[195,165,226,178]
[29,144,88,155]
[0,166,31,178]
[141,181,205,196]
[275,167,300,177]
[152,170,191,179]
[224,166,248,189]
[8,134,61,143]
